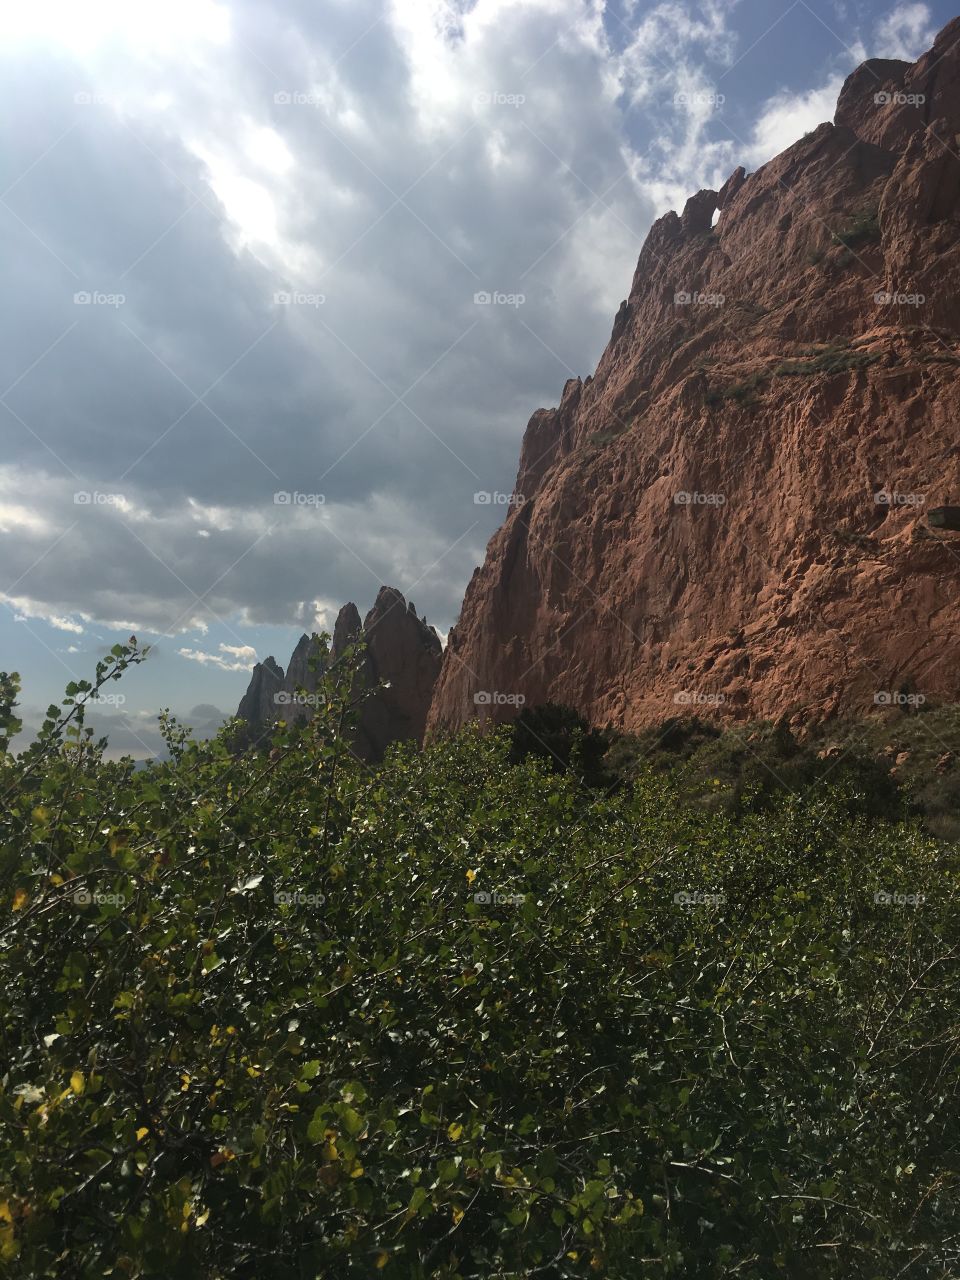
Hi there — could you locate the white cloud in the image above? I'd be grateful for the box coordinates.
[744,77,848,169]
[220,643,257,659]
[0,502,51,535]
[4,594,86,633]
[0,0,230,57]
[178,642,257,672]
[875,3,936,60]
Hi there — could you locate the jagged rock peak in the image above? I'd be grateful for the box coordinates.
[332,602,363,657]
[235,586,443,760]
[234,656,284,748]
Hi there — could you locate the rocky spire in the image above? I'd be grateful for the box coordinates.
[234,588,443,761]
[234,655,284,748]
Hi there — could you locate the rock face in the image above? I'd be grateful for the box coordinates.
[235,587,442,760]
[428,19,960,737]
[234,656,284,748]
[353,587,444,760]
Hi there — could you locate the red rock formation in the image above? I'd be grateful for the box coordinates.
[428,19,960,737]
[235,587,442,760]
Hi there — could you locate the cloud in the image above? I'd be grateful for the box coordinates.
[5,594,86,633]
[743,78,848,169]
[874,3,936,60]
[178,642,257,671]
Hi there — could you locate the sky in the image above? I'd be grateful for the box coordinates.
[0,0,953,757]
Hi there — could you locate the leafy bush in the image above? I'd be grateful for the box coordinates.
[1,652,958,1278]
[604,717,906,822]
[509,702,610,787]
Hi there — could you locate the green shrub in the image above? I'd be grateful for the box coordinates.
[0,656,958,1278]
[509,701,610,787]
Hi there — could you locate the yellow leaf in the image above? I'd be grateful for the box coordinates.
[195,1207,210,1226]
[451,1205,464,1225]
[0,1203,12,1225]
[11,889,27,912]
[350,1165,364,1178]
[465,869,477,884]
[447,1122,463,1141]
[136,1126,149,1141]
[375,1252,389,1269]
[69,1071,85,1095]
[0,1225,16,1262]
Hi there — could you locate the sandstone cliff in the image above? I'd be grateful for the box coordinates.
[428,19,960,736]
[236,587,442,760]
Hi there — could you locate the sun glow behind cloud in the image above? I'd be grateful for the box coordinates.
[0,0,230,55]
